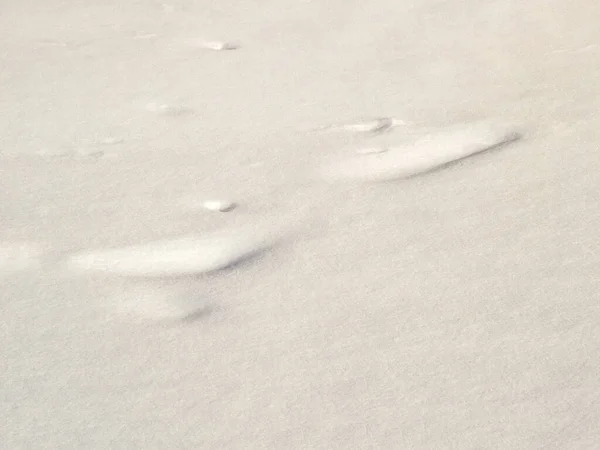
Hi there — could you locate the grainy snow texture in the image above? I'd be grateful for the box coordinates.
[0,242,43,276]
[105,284,212,323]
[2,0,600,448]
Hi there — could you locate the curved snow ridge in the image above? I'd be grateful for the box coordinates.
[65,213,300,277]
[318,120,523,182]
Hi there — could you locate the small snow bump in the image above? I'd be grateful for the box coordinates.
[201,200,237,212]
